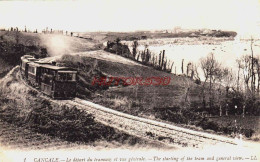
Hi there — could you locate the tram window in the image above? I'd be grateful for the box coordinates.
[72,74,76,81]
[57,73,67,81]
[67,73,73,80]
[61,73,67,80]
[28,66,35,74]
[56,72,76,81]
[22,62,26,69]
[31,67,35,74]
[56,74,60,80]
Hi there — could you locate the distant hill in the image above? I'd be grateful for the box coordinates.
[77,29,237,42]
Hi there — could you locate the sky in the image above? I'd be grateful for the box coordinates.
[0,0,260,37]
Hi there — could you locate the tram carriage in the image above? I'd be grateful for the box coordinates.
[20,58,29,78]
[20,55,38,78]
[20,55,77,99]
[40,64,77,99]
[27,62,41,87]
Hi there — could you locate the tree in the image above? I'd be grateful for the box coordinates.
[250,37,255,95]
[200,53,221,110]
[193,63,201,82]
[15,31,20,44]
[255,57,260,94]
[181,59,184,74]
[132,40,138,59]
[220,68,236,116]
[116,38,121,44]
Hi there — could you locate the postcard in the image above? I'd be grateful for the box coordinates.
[0,0,259,161]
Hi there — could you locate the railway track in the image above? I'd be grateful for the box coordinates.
[62,98,238,149]
[14,66,239,149]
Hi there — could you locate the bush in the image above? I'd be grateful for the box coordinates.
[196,118,255,138]
[25,104,113,142]
[196,118,220,132]
[28,89,38,97]
[104,39,132,58]
[154,106,255,138]
[240,128,254,138]
[195,79,201,85]
[154,106,202,124]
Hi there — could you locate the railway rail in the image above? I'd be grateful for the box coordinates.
[64,99,239,149]
[15,66,240,148]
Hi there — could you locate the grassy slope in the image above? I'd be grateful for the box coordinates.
[58,50,202,112]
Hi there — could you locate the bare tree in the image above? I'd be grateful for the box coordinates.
[236,59,242,91]
[200,53,221,110]
[250,37,255,95]
[15,31,20,44]
[239,55,251,93]
[132,40,138,59]
[221,68,238,116]
[186,62,192,77]
[181,59,184,74]
[256,57,260,95]
[193,63,201,81]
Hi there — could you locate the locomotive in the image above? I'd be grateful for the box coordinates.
[20,55,77,99]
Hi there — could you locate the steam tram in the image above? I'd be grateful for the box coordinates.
[20,55,77,99]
